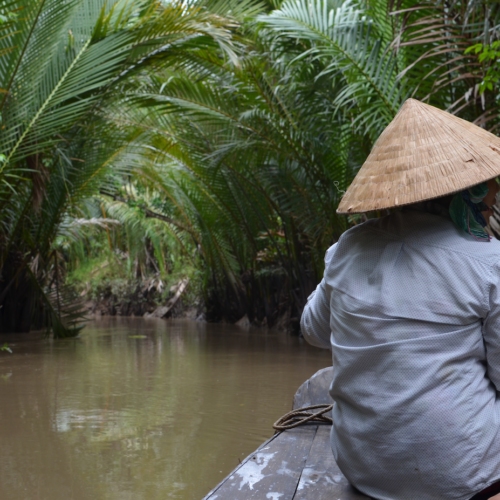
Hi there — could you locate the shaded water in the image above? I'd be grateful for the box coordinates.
[0,317,331,500]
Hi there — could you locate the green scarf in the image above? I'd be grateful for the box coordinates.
[449,182,491,241]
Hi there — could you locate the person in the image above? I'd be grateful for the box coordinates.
[300,98,500,500]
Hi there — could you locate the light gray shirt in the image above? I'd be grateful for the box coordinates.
[301,208,500,500]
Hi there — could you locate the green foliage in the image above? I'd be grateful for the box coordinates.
[61,192,200,316]
[102,0,500,325]
[466,41,500,94]
[0,343,12,353]
[0,0,248,336]
[4,0,500,332]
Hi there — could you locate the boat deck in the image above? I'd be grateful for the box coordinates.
[202,367,371,500]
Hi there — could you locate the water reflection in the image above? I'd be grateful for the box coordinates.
[0,317,331,500]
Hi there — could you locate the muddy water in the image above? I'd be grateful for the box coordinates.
[0,317,331,500]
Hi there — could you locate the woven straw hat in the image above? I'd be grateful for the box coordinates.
[337,98,500,214]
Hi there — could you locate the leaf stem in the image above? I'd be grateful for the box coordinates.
[2,37,92,170]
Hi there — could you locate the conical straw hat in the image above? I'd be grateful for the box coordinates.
[337,98,500,214]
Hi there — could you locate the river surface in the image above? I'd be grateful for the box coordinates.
[0,317,331,500]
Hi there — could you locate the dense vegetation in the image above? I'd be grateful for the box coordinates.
[1,0,499,336]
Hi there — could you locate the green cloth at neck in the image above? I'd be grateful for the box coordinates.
[448,182,490,241]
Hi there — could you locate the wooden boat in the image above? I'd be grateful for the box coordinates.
[202,367,370,500]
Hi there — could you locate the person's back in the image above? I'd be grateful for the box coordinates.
[302,208,500,499]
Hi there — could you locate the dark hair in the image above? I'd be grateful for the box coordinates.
[433,194,454,209]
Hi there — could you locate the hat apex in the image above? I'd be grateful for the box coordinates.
[337,98,500,214]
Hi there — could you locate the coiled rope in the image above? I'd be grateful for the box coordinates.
[273,403,333,433]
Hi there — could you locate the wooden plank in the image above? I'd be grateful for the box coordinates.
[293,425,371,500]
[293,367,333,419]
[202,434,279,500]
[204,425,318,500]
[205,367,368,500]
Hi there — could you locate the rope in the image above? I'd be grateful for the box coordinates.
[273,403,333,433]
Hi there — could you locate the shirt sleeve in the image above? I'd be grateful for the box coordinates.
[300,243,337,350]
[483,276,500,391]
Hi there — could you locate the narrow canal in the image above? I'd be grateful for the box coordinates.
[0,317,331,500]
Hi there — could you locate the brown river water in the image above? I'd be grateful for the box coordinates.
[0,317,331,500]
